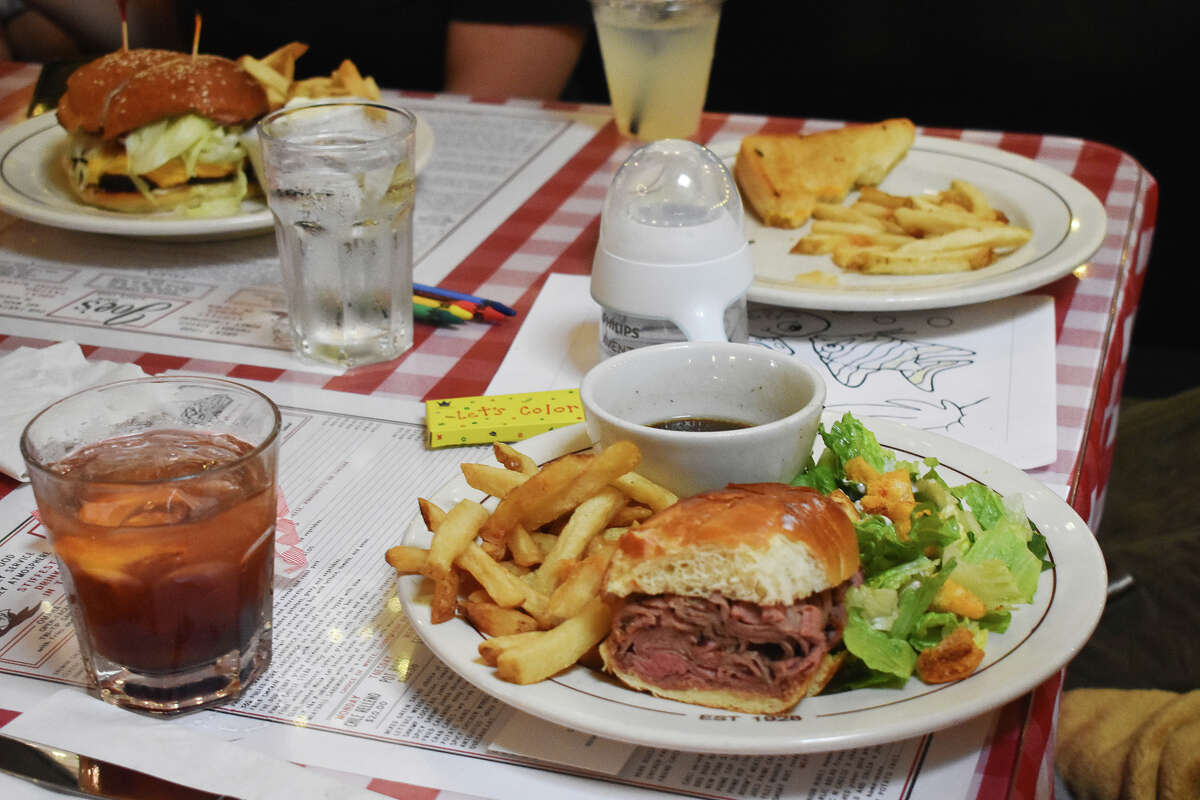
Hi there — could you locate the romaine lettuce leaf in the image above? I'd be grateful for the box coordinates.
[820,413,889,474]
[952,483,1008,529]
[790,462,838,495]
[960,526,1042,604]
[843,611,917,681]
[856,517,926,577]
[906,611,960,651]
[890,561,955,639]
[865,553,936,590]
[846,585,899,630]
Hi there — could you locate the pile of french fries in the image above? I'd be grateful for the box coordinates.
[385,441,677,685]
[792,180,1033,275]
[238,42,382,111]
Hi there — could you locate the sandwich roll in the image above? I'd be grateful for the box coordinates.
[601,483,860,714]
[55,49,269,215]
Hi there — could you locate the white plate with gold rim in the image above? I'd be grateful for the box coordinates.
[0,111,432,242]
[397,414,1106,754]
[706,135,1108,312]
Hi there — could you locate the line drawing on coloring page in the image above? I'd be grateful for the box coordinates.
[748,308,977,393]
[748,306,989,429]
[809,329,976,392]
[824,397,987,432]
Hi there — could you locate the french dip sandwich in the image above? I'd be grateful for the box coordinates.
[56,48,268,215]
[600,483,860,714]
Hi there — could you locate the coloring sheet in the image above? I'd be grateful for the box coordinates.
[487,273,1057,469]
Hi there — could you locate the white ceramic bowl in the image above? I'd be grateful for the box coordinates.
[579,341,825,497]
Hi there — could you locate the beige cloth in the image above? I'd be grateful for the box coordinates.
[1057,688,1200,800]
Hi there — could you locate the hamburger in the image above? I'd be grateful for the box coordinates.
[56,48,269,215]
[600,483,860,714]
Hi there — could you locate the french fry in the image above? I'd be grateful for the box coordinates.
[493,443,538,475]
[811,203,887,229]
[811,219,890,237]
[424,500,489,579]
[393,438,663,687]
[608,504,653,527]
[237,55,290,109]
[259,41,308,79]
[240,43,381,109]
[421,500,488,623]
[851,201,899,219]
[461,463,529,498]
[531,532,559,556]
[894,206,1006,236]
[838,247,976,275]
[455,543,529,608]
[793,179,1030,275]
[545,544,615,626]
[384,544,428,574]
[428,567,460,624]
[892,225,1030,254]
[531,487,626,594]
[417,497,446,532]
[858,186,912,208]
[464,600,540,637]
[524,442,641,530]
[611,471,677,512]
[478,631,543,667]
[477,454,589,544]
[588,525,628,556]
[507,524,544,567]
[790,233,848,255]
[495,597,613,684]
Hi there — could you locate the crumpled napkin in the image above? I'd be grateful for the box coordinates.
[1057,687,1200,799]
[0,342,146,481]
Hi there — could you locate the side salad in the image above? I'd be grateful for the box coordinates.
[792,413,1053,690]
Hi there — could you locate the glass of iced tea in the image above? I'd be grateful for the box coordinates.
[20,377,280,716]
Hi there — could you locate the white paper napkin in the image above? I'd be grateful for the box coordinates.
[0,342,146,481]
[1,689,380,799]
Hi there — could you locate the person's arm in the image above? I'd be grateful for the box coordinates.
[444,21,586,100]
[16,0,179,54]
[1,2,81,62]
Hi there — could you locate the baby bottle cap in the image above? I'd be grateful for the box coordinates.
[592,139,753,341]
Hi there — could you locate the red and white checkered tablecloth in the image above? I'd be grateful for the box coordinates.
[0,60,1159,800]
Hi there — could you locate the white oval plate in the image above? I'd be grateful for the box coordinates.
[0,111,433,242]
[707,136,1108,311]
[398,415,1106,754]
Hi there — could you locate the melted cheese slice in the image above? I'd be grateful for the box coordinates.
[78,141,237,188]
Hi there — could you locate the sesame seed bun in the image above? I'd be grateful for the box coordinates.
[56,50,268,141]
[56,49,184,135]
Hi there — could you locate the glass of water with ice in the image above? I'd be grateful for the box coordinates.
[258,101,416,367]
